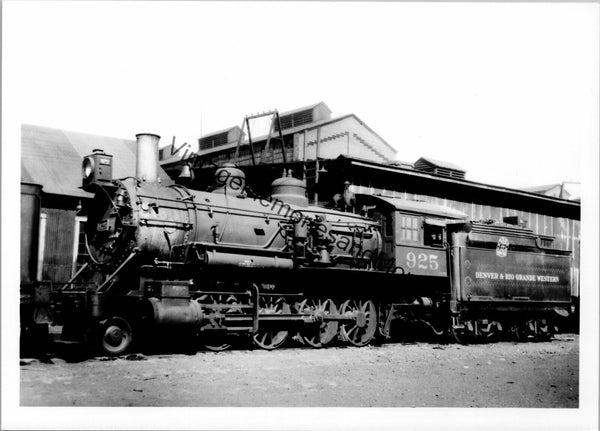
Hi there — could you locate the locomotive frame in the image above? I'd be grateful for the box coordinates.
[20,133,574,356]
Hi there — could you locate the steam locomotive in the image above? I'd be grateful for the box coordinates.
[22,133,574,356]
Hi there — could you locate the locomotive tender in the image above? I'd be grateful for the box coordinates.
[24,133,573,355]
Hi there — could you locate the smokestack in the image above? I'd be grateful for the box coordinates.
[136,133,160,183]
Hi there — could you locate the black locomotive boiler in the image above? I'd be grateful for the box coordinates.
[23,133,574,355]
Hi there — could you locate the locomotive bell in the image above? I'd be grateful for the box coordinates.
[177,163,194,186]
[82,149,113,190]
[270,170,308,207]
[212,163,246,196]
[178,164,193,180]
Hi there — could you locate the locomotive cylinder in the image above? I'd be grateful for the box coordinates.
[147,298,203,327]
[136,133,160,183]
[146,282,203,327]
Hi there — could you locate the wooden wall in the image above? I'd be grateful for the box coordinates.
[41,207,77,283]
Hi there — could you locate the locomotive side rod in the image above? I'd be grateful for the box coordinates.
[216,312,357,324]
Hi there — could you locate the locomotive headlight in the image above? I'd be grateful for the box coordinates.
[82,150,113,190]
[82,157,95,180]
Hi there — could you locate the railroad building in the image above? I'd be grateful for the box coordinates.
[160,103,581,297]
[159,102,397,167]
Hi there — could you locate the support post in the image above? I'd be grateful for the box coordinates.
[302,130,307,181]
[245,117,256,165]
[314,127,321,205]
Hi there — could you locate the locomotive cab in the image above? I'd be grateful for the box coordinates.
[357,194,468,276]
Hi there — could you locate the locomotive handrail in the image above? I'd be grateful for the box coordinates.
[60,262,90,291]
[138,218,192,229]
[134,195,295,223]
[97,250,138,293]
[187,241,293,257]
[134,191,375,225]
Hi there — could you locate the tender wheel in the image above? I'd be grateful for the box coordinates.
[339,299,378,347]
[450,319,481,344]
[298,298,339,348]
[535,320,553,341]
[468,319,503,343]
[253,296,290,350]
[511,319,552,342]
[510,320,538,342]
[509,324,526,341]
[100,317,132,356]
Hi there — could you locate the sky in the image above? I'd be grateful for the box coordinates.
[3,1,598,195]
[2,2,599,429]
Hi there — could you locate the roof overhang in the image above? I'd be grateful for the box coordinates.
[346,158,581,209]
[358,193,468,219]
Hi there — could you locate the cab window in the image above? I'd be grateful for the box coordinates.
[399,214,420,243]
[373,211,393,237]
[384,214,393,237]
[424,223,444,247]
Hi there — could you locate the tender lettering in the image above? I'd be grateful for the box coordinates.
[475,271,560,284]
[475,271,499,279]
[537,275,560,283]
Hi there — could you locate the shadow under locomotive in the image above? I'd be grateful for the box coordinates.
[20,133,575,357]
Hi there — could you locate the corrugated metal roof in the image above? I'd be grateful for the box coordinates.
[21,124,173,198]
[415,157,465,173]
[520,183,561,193]
[200,125,242,138]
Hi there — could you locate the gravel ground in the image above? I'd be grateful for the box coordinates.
[20,334,578,408]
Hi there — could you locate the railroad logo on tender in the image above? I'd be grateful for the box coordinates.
[496,236,509,258]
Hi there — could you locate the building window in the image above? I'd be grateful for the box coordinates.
[399,214,420,243]
[276,109,314,132]
[199,131,229,150]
